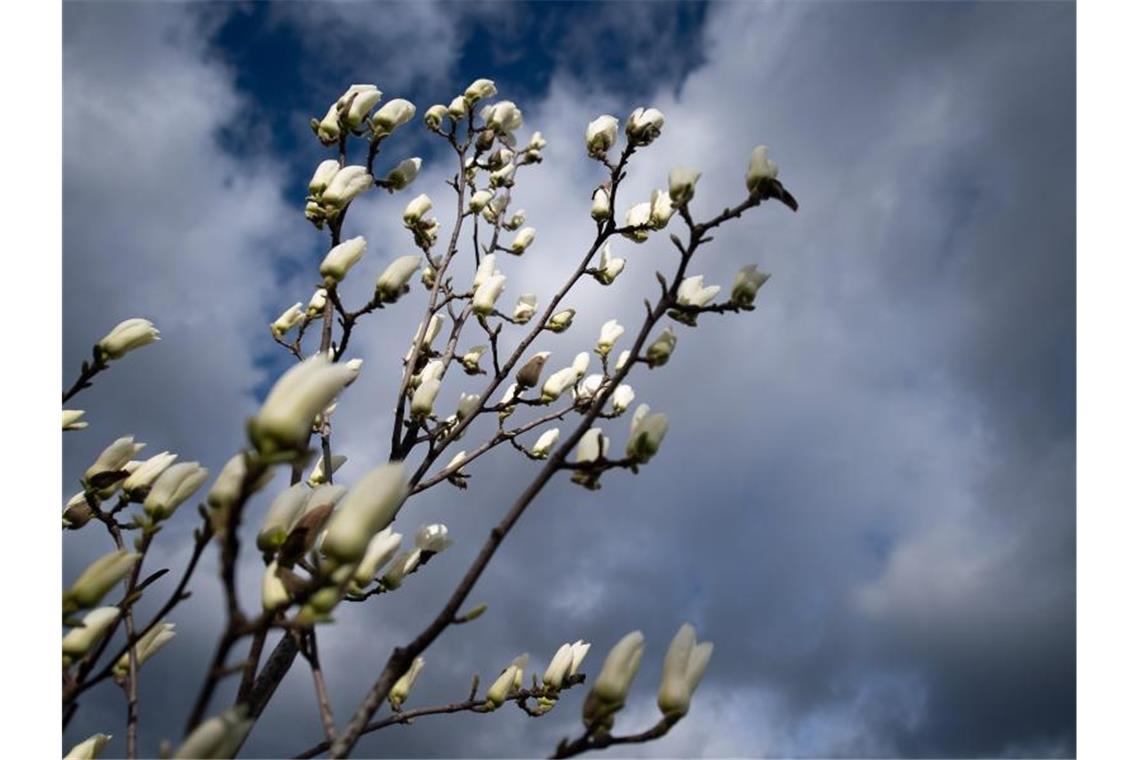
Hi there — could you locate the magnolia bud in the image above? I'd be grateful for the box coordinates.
[371,98,416,135]
[465,78,498,102]
[322,165,372,209]
[591,185,611,221]
[307,289,328,319]
[448,95,469,119]
[307,454,347,486]
[498,383,519,418]
[63,491,95,529]
[207,453,272,513]
[531,428,560,458]
[64,550,140,611]
[731,264,770,306]
[121,451,177,497]
[541,367,578,403]
[593,242,625,285]
[746,144,780,193]
[469,189,493,212]
[678,275,721,307]
[421,265,436,288]
[96,318,160,361]
[456,392,481,421]
[575,428,608,464]
[248,356,357,458]
[615,349,632,371]
[460,345,487,375]
[62,607,119,664]
[545,308,575,333]
[489,163,516,188]
[64,733,112,760]
[309,159,340,196]
[485,100,523,133]
[390,657,426,709]
[586,115,619,157]
[63,409,88,431]
[403,193,433,226]
[342,84,382,128]
[261,561,290,611]
[572,351,590,377]
[646,327,677,368]
[257,484,310,552]
[411,378,441,419]
[383,157,422,190]
[627,408,668,463]
[316,104,341,144]
[85,436,145,488]
[513,293,537,324]
[487,656,526,707]
[271,303,305,339]
[650,188,674,229]
[623,202,652,243]
[576,374,604,402]
[375,255,422,303]
[611,384,635,414]
[509,227,535,254]
[473,273,507,316]
[668,166,701,204]
[504,208,526,230]
[113,621,175,676]
[516,351,551,389]
[320,235,367,286]
[172,706,253,760]
[381,548,422,589]
[596,319,624,357]
[143,462,208,520]
[352,527,403,587]
[657,623,713,719]
[582,631,644,730]
[473,253,497,290]
[544,640,591,689]
[424,104,448,129]
[528,131,547,151]
[415,523,454,553]
[321,462,408,566]
[626,107,665,145]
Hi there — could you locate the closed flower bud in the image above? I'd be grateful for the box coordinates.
[390,657,426,709]
[504,208,526,230]
[262,561,290,611]
[403,193,433,226]
[114,621,175,676]
[63,491,95,529]
[307,454,347,486]
[352,527,403,587]
[448,95,469,119]
[593,242,625,285]
[516,351,551,389]
[371,98,416,135]
[485,100,523,134]
[383,157,422,190]
[122,451,177,497]
[627,410,668,463]
[746,144,779,192]
[657,623,713,719]
[424,103,448,129]
[305,200,325,225]
[489,163,516,188]
[62,607,119,663]
[513,293,537,324]
[456,392,481,421]
[257,483,310,552]
[668,166,701,204]
[341,84,382,128]
[309,159,341,196]
[678,275,721,307]
[615,349,631,371]
[509,227,535,254]
[417,359,444,386]
[321,463,409,566]
[626,107,665,145]
[322,165,372,209]
[271,302,305,339]
[731,264,770,306]
[207,453,272,513]
[528,131,546,151]
[646,327,677,368]
[376,255,422,303]
[248,356,358,458]
[415,523,454,554]
[541,366,578,403]
[320,235,367,286]
[64,550,140,611]
[498,383,519,417]
[469,189,493,212]
[316,103,341,144]
[650,188,674,229]
[596,319,624,356]
[611,384,635,414]
[575,428,609,465]
[85,436,145,487]
[172,706,253,760]
[591,185,611,221]
[64,733,112,760]
[576,373,604,402]
[572,351,590,377]
[545,308,575,333]
[381,548,422,589]
[460,345,487,374]
[473,273,507,315]
[544,640,591,689]
[96,318,160,361]
[421,265,436,288]
[583,631,644,730]
[143,461,208,520]
[472,254,497,290]
[586,115,619,157]
[411,378,441,419]
[532,428,560,459]
[63,409,88,431]
[445,450,468,478]
[307,288,328,318]
[487,657,525,706]
[623,202,652,242]
[465,78,498,102]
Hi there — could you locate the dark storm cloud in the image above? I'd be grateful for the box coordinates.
[62,2,1073,758]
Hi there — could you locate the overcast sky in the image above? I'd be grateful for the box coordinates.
[62,2,1074,757]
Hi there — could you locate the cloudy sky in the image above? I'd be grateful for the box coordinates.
[62,2,1075,757]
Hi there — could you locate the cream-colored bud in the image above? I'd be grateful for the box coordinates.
[383,157,422,190]
[340,84,382,128]
[627,410,669,463]
[261,561,290,611]
[626,107,665,145]
[64,733,112,760]
[513,293,537,324]
[586,115,619,157]
[121,451,177,496]
[569,640,591,675]
[509,227,535,254]
[316,103,341,144]
[668,166,701,204]
[448,95,469,119]
[85,436,145,487]
[472,253,497,290]
[546,308,575,333]
[731,264,770,306]
[678,275,721,307]
[307,288,328,318]
[415,523,454,554]
[63,491,95,529]
[473,273,507,315]
[403,193,433,226]
[322,165,372,208]
[591,185,611,221]
[650,188,674,229]
[623,202,652,243]
[424,104,448,129]
[64,550,140,611]
[582,631,644,729]
[63,409,88,431]
[544,640,589,689]
[371,98,416,135]
[485,100,523,133]
[460,345,487,374]
[172,706,253,759]
[575,428,609,464]
[375,255,422,303]
[541,367,578,403]
[390,657,426,708]
[528,131,546,150]
[248,356,358,458]
[596,319,624,356]
[592,242,625,285]
[486,658,524,707]
[504,209,526,230]
[418,359,445,386]
[465,78,498,102]
[62,607,119,663]
[411,378,441,419]
[611,384,635,414]
[469,189,493,212]
[113,621,175,676]
[489,163,516,188]
[456,392,481,421]
[321,462,409,566]
[257,483,310,552]
[206,453,271,512]
[320,235,367,286]
[352,527,402,587]
[531,427,560,458]
[657,623,713,719]
[143,462,208,520]
[572,351,590,377]
[746,145,780,192]
[576,373,604,403]
[309,159,341,196]
[307,454,347,486]
[271,302,305,339]
[382,548,422,589]
[646,327,677,368]
[96,318,160,361]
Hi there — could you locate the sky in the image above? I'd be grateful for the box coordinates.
[62,1,1075,758]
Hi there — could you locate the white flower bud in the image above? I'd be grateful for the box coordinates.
[307,289,328,318]
[247,356,357,458]
[582,631,644,729]
[424,103,449,128]
[411,378,442,419]
[375,255,422,303]
[623,202,652,242]
[121,451,177,497]
[509,227,535,254]
[473,273,507,315]
[528,131,546,150]
[445,450,468,476]
[271,303,305,339]
[746,145,780,192]
[731,264,770,306]
[473,253,497,290]
[513,293,537,324]
[261,561,290,611]
[309,159,341,196]
[650,188,674,229]
[586,115,619,157]
[114,621,175,676]
[257,483,310,552]
[341,84,382,128]
[626,107,665,145]
[307,454,347,486]
[646,327,677,368]
[459,345,487,375]
[541,366,579,403]
[403,193,433,226]
[572,351,590,377]
[546,308,575,333]
[489,163,516,188]
[615,349,631,371]
[85,436,145,486]
[321,462,409,566]
[593,242,625,285]
[611,384,635,414]
[96,318,160,361]
[371,98,416,135]
[62,607,119,663]
[465,78,498,102]
[668,166,701,204]
[143,461,208,520]
[64,733,112,760]
[64,550,140,611]
[576,373,604,402]
[591,185,611,221]
[352,527,403,587]
[172,706,253,760]
[596,319,624,356]
[657,623,713,719]
[456,392,481,421]
[486,656,526,706]
[575,428,609,464]
[383,157,422,190]
[544,640,591,689]
[448,95,469,119]
[415,523,454,553]
[381,548,422,589]
[322,165,372,209]
[390,657,426,708]
[319,235,367,286]
[316,103,340,144]
[677,275,721,307]
[485,100,523,133]
[504,208,526,230]
[63,409,88,431]
[531,428,560,458]
[207,453,273,511]
[627,410,668,463]
[469,189,493,212]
